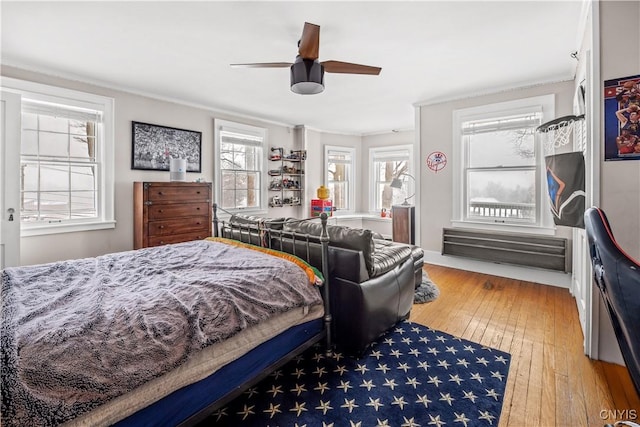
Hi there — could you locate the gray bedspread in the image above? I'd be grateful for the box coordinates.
[1,239,322,426]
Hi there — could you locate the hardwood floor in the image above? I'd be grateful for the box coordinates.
[410,264,640,427]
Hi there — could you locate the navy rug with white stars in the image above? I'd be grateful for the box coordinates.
[211,321,511,426]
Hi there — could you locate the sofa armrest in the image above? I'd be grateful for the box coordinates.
[371,239,413,277]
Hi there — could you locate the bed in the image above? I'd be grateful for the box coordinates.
[1,212,332,426]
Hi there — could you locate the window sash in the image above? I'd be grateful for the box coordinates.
[19,103,101,224]
[325,147,355,211]
[217,122,265,211]
[370,146,412,211]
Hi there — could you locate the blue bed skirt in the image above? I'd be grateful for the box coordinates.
[115,318,324,426]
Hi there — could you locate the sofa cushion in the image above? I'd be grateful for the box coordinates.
[372,239,413,277]
[283,221,376,276]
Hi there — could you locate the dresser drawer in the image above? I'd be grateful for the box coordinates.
[147,184,209,203]
[148,232,209,247]
[148,216,210,236]
[148,202,210,220]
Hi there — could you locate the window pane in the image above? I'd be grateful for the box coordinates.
[38,115,68,133]
[70,166,95,191]
[21,192,38,221]
[221,190,235,209]
[235,190,248,208]
[40,164,69,191]
[246,172,260,190]
[70,135,94,160]
[70,191,96,218]
[467,129,535,168]
[235,172,248,190]
[467,169,535,221]
[22,163,38,192]
[21,130,38,156]
[329,182,348,209]
[39,131,68,158]
[246,189,259,208]
[39,192,70,219]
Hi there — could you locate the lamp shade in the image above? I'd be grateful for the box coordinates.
[389,173,416,205]
[390,178,404,189]
[290,56,324,95]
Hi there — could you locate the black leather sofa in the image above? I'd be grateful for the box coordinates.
[221,214,424,355]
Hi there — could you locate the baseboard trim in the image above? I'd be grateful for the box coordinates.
[423,250,571,288]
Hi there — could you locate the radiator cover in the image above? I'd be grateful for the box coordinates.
[442,228,568,272]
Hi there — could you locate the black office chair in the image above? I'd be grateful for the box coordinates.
[584,207,640,396]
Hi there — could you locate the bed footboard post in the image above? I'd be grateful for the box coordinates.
[212,203,219,238]
[319,212,332,355]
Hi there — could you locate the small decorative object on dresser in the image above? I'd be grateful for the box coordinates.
[133,182,212,249]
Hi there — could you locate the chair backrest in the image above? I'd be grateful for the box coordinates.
[584,207,640,395]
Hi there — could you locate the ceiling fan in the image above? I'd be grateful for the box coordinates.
[231,22,382,95]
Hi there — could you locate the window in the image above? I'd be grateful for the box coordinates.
[453,95,554,231]
[370,146,413,211]
[3,78,114,236]
[325,146,355,212]
[216,120,266,212]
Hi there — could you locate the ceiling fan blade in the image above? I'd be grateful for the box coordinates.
[298,22,320,60]
[322,60,382,75]
[231,62,292,68]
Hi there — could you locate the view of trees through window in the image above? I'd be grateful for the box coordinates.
[372,147,411,211]
[326,149,352,210]
[219,129,263,210]
[20,110,98,222]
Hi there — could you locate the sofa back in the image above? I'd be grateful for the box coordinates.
[220,214,373,282]
[282,221,376,277]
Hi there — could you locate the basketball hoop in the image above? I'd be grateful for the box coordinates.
[536,114,585,154]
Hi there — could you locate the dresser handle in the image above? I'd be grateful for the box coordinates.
[196,191,201,194]
[196,222,201,225]
[159,225,165,229]
[158,209,163,213]
[158,192,163,195]
[160,241,164,245]
[196,207,200,210]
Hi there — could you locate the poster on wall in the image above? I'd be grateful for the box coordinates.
[604,74,640,161]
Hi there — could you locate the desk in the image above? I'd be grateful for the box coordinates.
[392,205,415,244]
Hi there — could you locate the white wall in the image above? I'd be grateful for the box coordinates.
[596,0,640,364]
[599,1,640,260]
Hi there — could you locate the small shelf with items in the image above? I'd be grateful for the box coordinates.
[268,147,306,207]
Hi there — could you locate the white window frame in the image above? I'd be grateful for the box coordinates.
[214,119,267,214]
[369,145,413,212]
[324,145,356,213]
[1,77,115,237]
[452,95,555,234]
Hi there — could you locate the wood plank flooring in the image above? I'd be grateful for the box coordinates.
[410,264,640,427]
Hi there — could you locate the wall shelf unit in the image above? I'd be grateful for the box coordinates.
[268,147,306,207]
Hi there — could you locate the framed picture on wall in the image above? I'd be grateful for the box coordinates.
[131,121,202,171]
[603,74,640,161]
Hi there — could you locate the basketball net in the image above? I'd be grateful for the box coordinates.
[536,114,586,155]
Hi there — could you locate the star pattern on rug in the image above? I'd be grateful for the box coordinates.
[212,320,511,426]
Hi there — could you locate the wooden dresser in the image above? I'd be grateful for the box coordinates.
[133,182,212,249]
[392,204,415,245]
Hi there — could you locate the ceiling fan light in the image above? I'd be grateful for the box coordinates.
[290,57,324,95]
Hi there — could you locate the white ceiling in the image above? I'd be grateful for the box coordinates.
[1,1,585,135]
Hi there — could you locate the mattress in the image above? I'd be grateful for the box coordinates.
[67,304,324,426]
